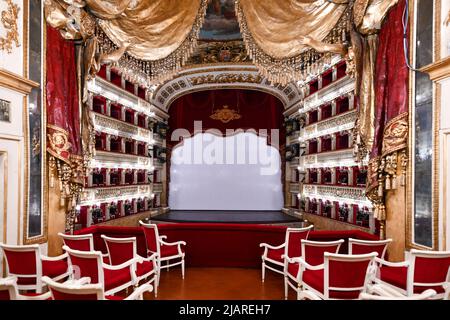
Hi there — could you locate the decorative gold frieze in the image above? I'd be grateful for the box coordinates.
[189,73,263,86]
[0,0,20,53]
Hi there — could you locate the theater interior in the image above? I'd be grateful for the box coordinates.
[0,0,450,303]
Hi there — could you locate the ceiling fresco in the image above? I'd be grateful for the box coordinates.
[199,0,242,41]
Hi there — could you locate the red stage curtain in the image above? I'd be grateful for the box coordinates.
[367,2,409,218]
[46,26,83,206]
[167,89,285,148]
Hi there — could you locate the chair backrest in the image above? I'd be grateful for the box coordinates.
[101,235,137,265]
[63,246,104,285]
[348,238,392,259]
[301,239,344,266]
[42,276,104,300]
[408,249,450,295]
[0,243,41,286]
[324,252,377,299]
[59,233,95,252]
[139,221,160,255]
[0,277,19,300]
[285,225,314,258]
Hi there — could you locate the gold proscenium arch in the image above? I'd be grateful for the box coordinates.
[149,64,303,113]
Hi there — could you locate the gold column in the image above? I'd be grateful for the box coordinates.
[47,164,66,256]
[384,158,406,261]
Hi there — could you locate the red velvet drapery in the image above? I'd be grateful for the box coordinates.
[367,2,409,211]
[167,89,285,148]
[46,25,81,161]
[46,25,84,204]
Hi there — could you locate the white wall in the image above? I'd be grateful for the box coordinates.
[169,132,283,210]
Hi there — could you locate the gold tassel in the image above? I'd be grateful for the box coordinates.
[392,175,397,189]
[385,175,391,190]
[378,182,383,197]
[401,173,406,186]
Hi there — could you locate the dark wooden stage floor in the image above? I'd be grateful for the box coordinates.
[151,210,301,224]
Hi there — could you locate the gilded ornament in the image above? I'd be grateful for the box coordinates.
[210,105,242,123]
[47,131,71,157]
[382,116,408,154]
[0,0,20,53]
[445,9,450,26]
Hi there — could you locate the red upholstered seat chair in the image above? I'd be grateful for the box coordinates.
[0,276,51,300]
[42,276,153,300]
[139,221,186,281]
[0,243,70,293]
[374,249,450,299]
[101,235,158,296]
[260,225,313,282]
[284,239,344,299]
[59,232,109,263]
[297,252,377,300]
[349,238,392,259]
[63,246,138,296]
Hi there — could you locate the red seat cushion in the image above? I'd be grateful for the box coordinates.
[160,244,181,258]
[302,269,362,299]
[42,259,68,278]
[266,247,284,263]
[136,260,154,277]
[104,267,132,291]
[287,262,299,278]
[380,265,445,294]
[106,295,125,300]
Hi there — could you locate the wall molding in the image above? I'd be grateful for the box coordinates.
[0,68,39,94]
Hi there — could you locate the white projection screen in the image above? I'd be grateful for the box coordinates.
[169,132,283,210]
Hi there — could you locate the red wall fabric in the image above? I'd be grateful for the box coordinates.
[74,224,379,268]
[167,89,285,148]
[46,26,81,161]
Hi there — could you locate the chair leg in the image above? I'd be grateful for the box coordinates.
[181,258,185,279]
[261,262,265,283]
[154,276,158,298]
[296,283,303,300]
[284,277,288,300]
[166,260,169,271]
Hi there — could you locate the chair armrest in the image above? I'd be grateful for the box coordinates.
[369,283,405,297]
[103,257,143,271]
[18,292,52,300]
[123,284,153,300]
[160,239,186,247]
[282,255,301,264]
[139,253,157,264]
[41,252,68,261]
[375,257,410,268]
[63,277,92,286]
[297,257,324,271]
[0,276,16,286]
[259,242,285,250]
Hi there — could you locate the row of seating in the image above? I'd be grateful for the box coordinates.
[260,226,450,300]
[0,222,186,300]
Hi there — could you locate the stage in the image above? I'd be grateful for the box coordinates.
[150,210,303,225]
